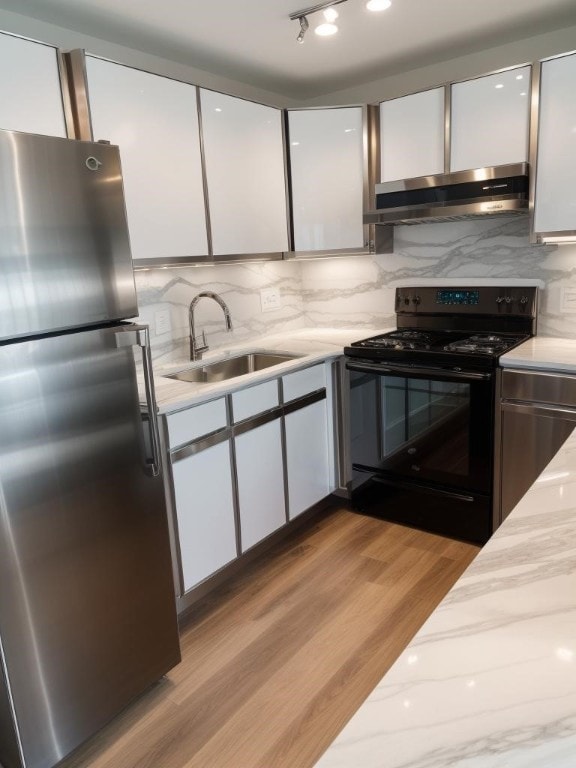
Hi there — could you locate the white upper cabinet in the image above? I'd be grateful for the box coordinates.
[380,88,445,182]
[288,107,365,252]
[86,57,208,261]
[534,53,576,236]
[200,89,289,256]
[0,33,66,137]
[450,66,531,172]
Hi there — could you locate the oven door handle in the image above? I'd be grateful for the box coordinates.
[345,360,492,382]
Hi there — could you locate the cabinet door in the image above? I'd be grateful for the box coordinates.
[172,442,237,593]
[289,107,364,252]
[450,66,530,172]
[534,53,576,235]
[0,32,66,137]
[86,57,208,261]
[380,88,444,182]
[200,89,289,256]
[285,400,331,519]
[235,420,286,551]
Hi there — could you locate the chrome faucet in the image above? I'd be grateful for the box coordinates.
[189,291,233,360]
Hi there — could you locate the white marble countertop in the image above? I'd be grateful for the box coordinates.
[501,336,576,373]
[314,428,576,768]
[151,327,389,414]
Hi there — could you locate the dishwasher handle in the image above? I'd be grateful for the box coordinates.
[501,399,576,422]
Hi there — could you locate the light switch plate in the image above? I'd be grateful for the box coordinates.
[561,286,576,314]
[260,288,281,312]
[155,309,172,335]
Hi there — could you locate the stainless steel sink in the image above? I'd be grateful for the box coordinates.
[164,352,301,384]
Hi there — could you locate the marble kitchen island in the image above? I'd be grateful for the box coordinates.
[315,426,576,767]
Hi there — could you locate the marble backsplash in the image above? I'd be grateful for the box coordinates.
[135,260,305,364]
[301,216,576,336]
[135,216,576,362]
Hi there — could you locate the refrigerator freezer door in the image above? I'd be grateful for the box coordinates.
[0,130,137,342]
[0,325,180,768]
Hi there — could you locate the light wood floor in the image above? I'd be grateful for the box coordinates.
[63,506,479,768]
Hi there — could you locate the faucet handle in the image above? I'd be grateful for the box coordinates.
[191,330,209,361]
[197,330,208,353]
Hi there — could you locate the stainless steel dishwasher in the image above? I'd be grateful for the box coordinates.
[499,368,576,520]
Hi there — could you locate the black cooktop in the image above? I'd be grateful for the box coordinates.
[345,329,530,369]
[351,329,528,353]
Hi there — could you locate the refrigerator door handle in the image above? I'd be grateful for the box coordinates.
[115,325,162,477]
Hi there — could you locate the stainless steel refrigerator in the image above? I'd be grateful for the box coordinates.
[0,129,181,768]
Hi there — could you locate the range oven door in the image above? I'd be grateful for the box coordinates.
[346,359,495,543]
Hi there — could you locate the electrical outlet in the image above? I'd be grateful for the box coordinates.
[260,288,281,312]
[561,287,576,314]
[154,309,172,335]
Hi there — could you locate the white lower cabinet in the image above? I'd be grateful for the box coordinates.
[235,419,286,552]
[171,441,237,593]
[166,364,334,605]
[285,400,330,520]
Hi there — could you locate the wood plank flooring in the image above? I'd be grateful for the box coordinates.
[63,505,479,768]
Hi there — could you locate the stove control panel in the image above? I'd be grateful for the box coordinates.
[395,286,538,318]
[437,289,479,305]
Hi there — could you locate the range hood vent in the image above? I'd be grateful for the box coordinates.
[364,163,529,226]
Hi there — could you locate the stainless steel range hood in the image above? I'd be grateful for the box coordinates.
[364,163,529,226]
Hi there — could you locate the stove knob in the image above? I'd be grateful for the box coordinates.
[505,296,513,304]
[404,297,410,306]
[496,296,505,304]
[520,296,529,305]
[412,295,421,306]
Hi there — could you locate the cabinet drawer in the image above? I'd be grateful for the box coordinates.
[232,379,279,423]
[166,398,227,448]
[282,364,326,402]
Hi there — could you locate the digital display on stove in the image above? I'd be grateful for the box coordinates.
[436,290,480,305]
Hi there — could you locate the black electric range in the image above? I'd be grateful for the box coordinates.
[344,286,538,544]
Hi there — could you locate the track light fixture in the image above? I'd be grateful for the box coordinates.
[290,0,392,43]
[296,15,309,43]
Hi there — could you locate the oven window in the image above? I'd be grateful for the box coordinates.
[349,368,492,493]
[382,377,470,475]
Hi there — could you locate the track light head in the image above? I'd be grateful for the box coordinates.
[296,15,309,43]
[291,0,357,44]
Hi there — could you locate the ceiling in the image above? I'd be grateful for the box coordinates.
[3,0,576,98]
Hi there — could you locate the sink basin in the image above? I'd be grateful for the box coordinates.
[164,352,301,384]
